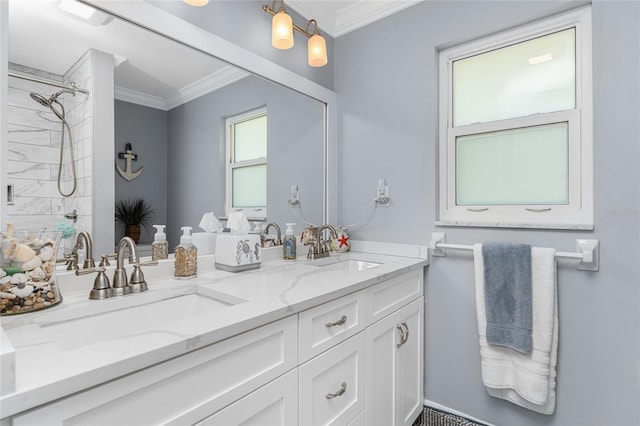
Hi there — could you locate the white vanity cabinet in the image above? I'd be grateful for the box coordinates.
[199,369,299,426]
[6,266,424,426]
[10,316,298,426]
[366,298,423,426]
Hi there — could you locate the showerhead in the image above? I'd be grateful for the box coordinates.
[30,92,51,107]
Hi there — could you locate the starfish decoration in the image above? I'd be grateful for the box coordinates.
[337,233,350,248]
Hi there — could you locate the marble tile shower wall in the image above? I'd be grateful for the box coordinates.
[7,54,93,254]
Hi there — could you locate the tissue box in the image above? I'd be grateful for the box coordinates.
[192,232,217,255]
[215,234,261,272]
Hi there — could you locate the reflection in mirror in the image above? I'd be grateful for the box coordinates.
[5,0,325,256]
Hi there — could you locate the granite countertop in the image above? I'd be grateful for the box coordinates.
[0,247,428,418]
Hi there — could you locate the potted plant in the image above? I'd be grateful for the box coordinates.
[115,198,155,243]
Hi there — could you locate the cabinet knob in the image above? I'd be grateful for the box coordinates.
[325,315,347,328]
[325,382,347,399]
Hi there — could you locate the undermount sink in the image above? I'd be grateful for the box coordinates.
[317,259,382,272]
[33,287,246,351]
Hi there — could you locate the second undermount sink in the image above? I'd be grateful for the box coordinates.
[34,287,246,351]
[317,259,382,272]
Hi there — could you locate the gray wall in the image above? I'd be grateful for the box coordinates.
[148,0,334,91]
[166,75,324,248]
[335,1,639,425]
[114,100,168,245]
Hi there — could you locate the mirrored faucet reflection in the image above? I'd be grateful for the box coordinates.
[304,224,338,259]
[263,222,282,247]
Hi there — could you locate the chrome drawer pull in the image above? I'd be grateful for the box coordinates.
[325,382,347,399]
[396,324,406,347]
[325,315,347,328]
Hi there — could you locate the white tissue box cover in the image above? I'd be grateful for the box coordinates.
[215,234,261,272]
[192,232,217,255]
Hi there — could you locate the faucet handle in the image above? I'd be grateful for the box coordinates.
[99,253,117,267]
[76,266,112,300]
[129,260,158,293]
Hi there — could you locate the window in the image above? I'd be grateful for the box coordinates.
[226,108,267,219]
[438,6,593,229]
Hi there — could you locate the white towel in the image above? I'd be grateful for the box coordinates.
[474,243,558,414]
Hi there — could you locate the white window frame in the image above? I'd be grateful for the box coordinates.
[225,107,267,220]
[437,6,593,229]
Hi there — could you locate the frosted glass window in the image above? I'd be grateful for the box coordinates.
[456,123,569,205]
[232,164,267,208]
[453,29,575,127]
[233,115,267,162]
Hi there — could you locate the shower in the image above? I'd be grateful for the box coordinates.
[28,82,87,197]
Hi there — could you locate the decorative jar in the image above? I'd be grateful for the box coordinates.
[1,228,63,315]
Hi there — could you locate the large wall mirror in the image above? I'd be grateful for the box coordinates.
[3,0,334,256]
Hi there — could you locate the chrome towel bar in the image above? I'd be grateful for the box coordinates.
[429,232,599,271]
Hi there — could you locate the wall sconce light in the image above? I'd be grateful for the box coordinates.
[183,0,209,6]
[262,0,328,67]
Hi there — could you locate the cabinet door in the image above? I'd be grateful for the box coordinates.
[299,333,366,426]
[202,369,298,426]
[365,297,423,426]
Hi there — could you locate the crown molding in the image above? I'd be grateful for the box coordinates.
[286,0,422,38]
[334,1,422,38]
[165,66,250,110]
[115,66,250,111]
[114,85,167,110]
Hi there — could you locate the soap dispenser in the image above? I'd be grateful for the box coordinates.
[174,226,197,279]
[283,223,296,260]
[151,225,169,261]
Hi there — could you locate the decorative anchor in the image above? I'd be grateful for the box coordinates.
[116,142,143,181]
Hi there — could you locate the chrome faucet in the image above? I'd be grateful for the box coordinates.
[74,231,95,269]
[263,222,282,247]
[304,224,338,260]
[112,237,157,296]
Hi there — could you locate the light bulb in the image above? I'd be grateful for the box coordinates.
[183,0,209,6]
[272,11,294,49]
[308,33,327,67]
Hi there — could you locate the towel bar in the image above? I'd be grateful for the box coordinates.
[429,232,599,271]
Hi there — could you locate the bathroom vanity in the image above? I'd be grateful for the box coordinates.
[0,249,427,425]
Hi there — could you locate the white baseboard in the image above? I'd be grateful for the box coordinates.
[424,399,494,426]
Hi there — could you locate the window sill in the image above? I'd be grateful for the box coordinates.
[434,220,594,231]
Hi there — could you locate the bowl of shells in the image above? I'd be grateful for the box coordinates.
[1,226,63,315]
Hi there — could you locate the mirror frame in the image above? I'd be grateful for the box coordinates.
[0,0,337,241]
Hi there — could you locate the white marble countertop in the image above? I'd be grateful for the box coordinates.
[0,246,428,418]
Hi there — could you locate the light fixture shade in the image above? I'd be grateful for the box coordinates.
[308,33,327,67]
[183,0,209,5]
[272,11,294,50]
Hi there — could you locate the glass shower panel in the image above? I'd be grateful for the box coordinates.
[456,122,569,205]
[232,164,267,208]
[453,28,575,127]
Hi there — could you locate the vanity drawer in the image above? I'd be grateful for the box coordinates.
[201,369,298,426]
[366,270,423,325]
[12,316,298,426]
[298,290,366,362]
[299,333,365,426]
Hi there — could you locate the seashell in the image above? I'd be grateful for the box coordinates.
[26,239,44,250]
[21,255,43,271]
[0,276,10,285]
[33,282,50,292]
[0,269,6,278]
[0,291,16,300]
[28,267,46,281]
[10,273,28,285]
[42,261,54,277]
[10,284,34,299]
[8,243,37,263]
[38,244,55,261]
